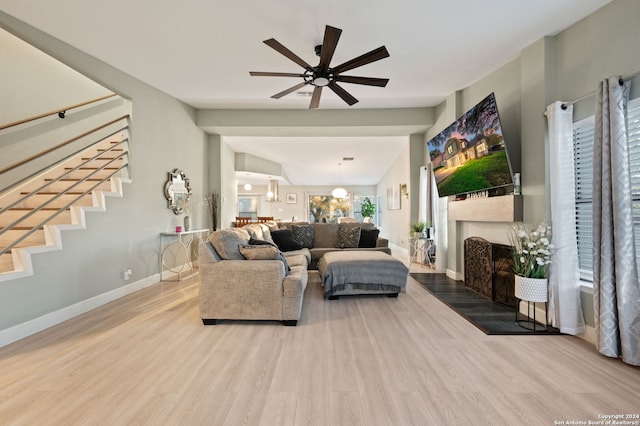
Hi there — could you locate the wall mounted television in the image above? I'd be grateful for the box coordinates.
[427,92,514,198]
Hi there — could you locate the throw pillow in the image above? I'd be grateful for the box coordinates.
[239,244,279,260]
[208,228,250,260]
[292,224,314,249]
[336,226,361,248]
[358,228,380,248]
[239,244,290,271]
[270,229,303,252]
[248,237,278,247]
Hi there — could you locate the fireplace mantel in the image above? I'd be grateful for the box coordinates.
[448,194,523,222]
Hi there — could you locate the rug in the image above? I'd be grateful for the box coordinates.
[410,272,562,335]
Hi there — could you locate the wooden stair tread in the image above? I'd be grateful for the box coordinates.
[81,157,119,160]
[44,178,104,181]
[64,167,120,170]
[20,191,88,195]
[0,226,43,231]
[6,207,71,211]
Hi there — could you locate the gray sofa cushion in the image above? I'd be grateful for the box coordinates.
[312,223,339,247]
[243,223,275,244]
[283,248,311,266]
[209,228,250,260]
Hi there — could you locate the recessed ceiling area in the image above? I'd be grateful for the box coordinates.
[226,135,408,186]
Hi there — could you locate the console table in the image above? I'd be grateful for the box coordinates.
[160,228,209,281]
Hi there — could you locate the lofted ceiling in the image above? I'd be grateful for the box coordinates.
[0,0,611,186]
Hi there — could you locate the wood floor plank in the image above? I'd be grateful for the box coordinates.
[0,274,638,425]
[258,392,297,426]
[329,391,365,426]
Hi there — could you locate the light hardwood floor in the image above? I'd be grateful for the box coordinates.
[0,272,638,425]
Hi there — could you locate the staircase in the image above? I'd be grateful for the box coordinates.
[0,95,131,282]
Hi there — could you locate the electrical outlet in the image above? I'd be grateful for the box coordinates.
[124,268,132,280]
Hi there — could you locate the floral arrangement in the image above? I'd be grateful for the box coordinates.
[509,221,553,279]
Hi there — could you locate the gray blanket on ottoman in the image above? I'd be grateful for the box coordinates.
[318,251,409,297]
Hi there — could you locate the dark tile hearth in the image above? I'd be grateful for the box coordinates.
[410,273,562,335]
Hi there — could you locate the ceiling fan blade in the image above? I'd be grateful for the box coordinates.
[318,25,342,71]
[328,81,358,106]
[309,86,322,109]
[250,71,306,77]
[263,38,313,71]
[334,75,389,87]
[271,81,309,99]
[331,46,390,74]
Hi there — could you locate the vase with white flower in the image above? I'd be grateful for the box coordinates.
[509,221,553,329]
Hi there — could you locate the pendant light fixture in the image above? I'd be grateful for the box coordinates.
[266,179,279,202]
[332,163,348,199]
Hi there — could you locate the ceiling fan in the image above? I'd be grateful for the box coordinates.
[250,25,390,109]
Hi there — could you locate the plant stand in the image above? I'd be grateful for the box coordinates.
[514,275,548,331]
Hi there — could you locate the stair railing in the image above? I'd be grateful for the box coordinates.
[0,138,129,225]
[0,115,130,190]
[0,93,118,131]
[0,150,129,257]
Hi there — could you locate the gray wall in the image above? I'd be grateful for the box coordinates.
[0,12,209,331]
[424,0,640,331]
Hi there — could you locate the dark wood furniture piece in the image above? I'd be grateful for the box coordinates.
[234,216,252,227]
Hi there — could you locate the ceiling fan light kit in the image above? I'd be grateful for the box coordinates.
[250,25,390,109]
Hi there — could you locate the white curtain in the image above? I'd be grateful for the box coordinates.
[592,77,640,366]
[546,101,586,335]
[418,166,429,225]
[418,165,437,227]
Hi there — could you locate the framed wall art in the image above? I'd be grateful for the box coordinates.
[387,185,401,210]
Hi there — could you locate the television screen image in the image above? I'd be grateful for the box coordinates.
[427,92,514,198]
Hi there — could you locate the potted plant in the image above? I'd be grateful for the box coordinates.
[509,221,553,303]
[410,221,428,239]
[360,197,376,223]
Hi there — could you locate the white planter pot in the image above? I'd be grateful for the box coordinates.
[514,275,548,302]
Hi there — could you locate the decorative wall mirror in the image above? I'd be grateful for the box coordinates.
[164,169,192,215]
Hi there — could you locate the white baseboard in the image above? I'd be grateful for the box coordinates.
[0,274,159,348]
[578,325,596,345]
[446,268,463,281]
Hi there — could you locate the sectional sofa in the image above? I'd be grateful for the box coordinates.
[198,221,390,325]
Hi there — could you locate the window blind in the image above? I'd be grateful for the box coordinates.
[573,117,595,279]
[572,98,640,280]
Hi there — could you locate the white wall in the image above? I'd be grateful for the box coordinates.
[376,144,411,256]
[425,0,640,329]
